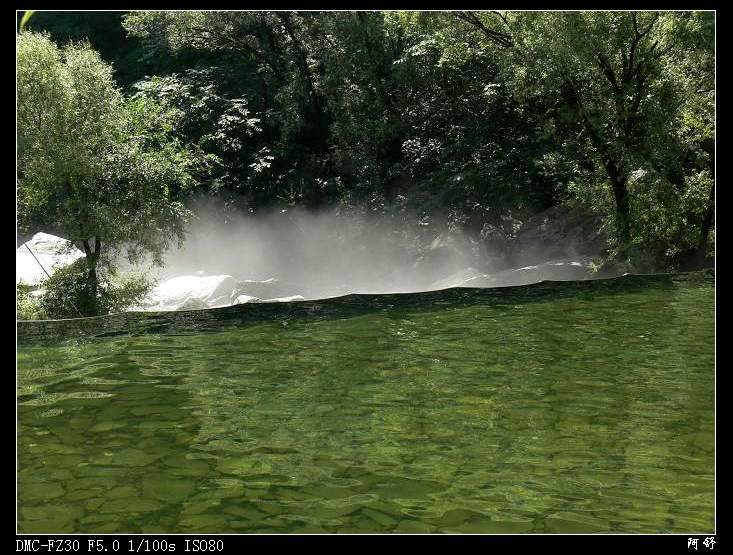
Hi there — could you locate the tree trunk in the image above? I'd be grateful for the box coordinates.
[82,236,102,315]
[86,263,99,314]
[276,13,330,158]
[697,138,715,259]
[698,181,714,255]
[565,80,632,247]
[610,174,631,245]
[595,141,631,245]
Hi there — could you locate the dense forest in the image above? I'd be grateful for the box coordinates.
[17,11,715,317]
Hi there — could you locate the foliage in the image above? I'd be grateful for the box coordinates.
[497,11,714,259]
[34,259,154,319]
[21,11,715,275]
[17,283,42,320]
[130,71,267,203]
[17,32,210,314]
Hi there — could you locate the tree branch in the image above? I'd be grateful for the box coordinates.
[596,52,622,95]
[454,11,514,48]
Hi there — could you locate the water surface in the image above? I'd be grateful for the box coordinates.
[17,272,715,533]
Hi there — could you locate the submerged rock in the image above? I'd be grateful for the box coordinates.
[17,232,84,286]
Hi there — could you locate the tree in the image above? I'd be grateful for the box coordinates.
[410,11,713,264]
[24,11,711,273]
[504,12,713,252]
[17,32,209,314]
[124,11,339,207]
[384,12,581,221]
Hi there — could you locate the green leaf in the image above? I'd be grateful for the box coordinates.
[19,10,35,32]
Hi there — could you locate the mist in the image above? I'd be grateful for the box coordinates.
[131,198,504,301]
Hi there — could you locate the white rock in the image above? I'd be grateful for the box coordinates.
[428,267,485,291]
[485,258,593,287]
[17,232,85,286]
[428,258,594,291]
[262,295,305,303]
[138,274,297,311]
[231,278,278,301]
[142,274,237,311]
[232,294,262,305]
[171,297,210,311]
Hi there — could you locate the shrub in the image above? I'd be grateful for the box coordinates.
[16,282,42,320]
[37,259,154,319]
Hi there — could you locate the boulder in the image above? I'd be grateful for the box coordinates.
[17,232,84,286]
[172,297,210,311]
[262,295,305,303]
[142,274,243,311]
[507,205,606,267]
[428,267,485,291]
[232,278,278,300]
[232,294,262,305]
[428,258,595,291]
[464,258,594,288]
[138,275,303,311]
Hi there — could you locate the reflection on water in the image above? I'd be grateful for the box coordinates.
[17,272,714,533]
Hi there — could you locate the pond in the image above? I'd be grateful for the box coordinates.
[17,272,715,533]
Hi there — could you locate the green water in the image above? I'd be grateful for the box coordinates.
[17,273,715,534]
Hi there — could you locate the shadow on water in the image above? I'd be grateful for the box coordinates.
[17,270,713,346]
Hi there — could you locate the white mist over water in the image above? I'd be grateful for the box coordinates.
[137,198,499,302]
[17,199,601,313]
